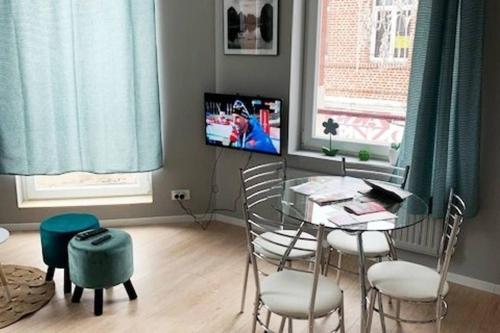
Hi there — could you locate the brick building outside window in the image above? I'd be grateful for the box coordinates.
[313,0,419,148]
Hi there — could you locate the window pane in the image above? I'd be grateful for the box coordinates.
[374,10,392,58]
[314,0,418,146]
[394,10,412,58]
[376,0,394,6]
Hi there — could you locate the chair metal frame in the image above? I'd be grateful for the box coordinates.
[324,158,410,281]
[366,188,466,333]
[243,205,345,333]
[240,162,345,333]
[340,157,410,190]
[239,161,318,314]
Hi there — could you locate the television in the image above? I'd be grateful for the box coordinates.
[204,93,282,155]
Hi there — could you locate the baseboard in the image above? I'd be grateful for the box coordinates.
[214,213,245,227]
[447,272,500,295]
[0,214,207,232]
[214,213,500,296]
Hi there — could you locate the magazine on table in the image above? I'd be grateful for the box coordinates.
[291,178,370,197]
[327,211,360,226]
[309,191,355,205]
[290,182,324,196]
[328,209,397,226]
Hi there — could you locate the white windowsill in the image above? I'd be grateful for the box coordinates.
[17,195,153,208]
[288,150,392,173]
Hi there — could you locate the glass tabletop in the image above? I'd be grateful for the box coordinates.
[274,176,428,232]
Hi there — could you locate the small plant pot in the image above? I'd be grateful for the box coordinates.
[358,150,370,161]
[388,148,399,166]
[322,147,338,157]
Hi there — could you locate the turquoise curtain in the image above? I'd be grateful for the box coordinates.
[399,0,484,217]
[0,0,162,175]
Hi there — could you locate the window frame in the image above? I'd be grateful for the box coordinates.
[15,172,153,208]
[298,0,395,160]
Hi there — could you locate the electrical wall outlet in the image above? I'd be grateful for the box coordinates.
[171,190,190,201]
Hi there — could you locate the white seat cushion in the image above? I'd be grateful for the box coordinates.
[367,261,449,301]
[261,270,342,319]
[255,230,316,260]
[327,230,390,257]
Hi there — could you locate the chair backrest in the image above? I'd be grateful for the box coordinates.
[240,161,286,210]
[240,162,326,318]
[341,157,410,189]
[240,160,312,267]
[436,188,466,297]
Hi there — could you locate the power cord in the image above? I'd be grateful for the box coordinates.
[211,152,253,214]
[175,149,253,230]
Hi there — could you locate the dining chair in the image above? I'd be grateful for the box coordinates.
[325,158,410,282]
[239,161,317,314]
[324,158,410,282]
[366,188,466,333]
[241,196,345,333]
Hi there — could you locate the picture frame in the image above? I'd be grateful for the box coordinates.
[223,0,279,56]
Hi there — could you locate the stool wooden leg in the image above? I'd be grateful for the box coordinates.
[72,286,84,303]
[94,289,103,316]
[123,280,137,300]
[64,268,71,294]
[45,266,55,282]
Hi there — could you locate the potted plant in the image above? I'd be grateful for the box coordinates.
[321,118,339,157]
[389,143,400,165]
[358,150,370,161]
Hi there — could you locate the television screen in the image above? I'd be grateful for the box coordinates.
[205,93,282,155]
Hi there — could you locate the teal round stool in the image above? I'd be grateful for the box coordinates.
[40,213,100,293]
[68,229,136,316]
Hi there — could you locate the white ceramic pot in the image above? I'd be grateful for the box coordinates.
[388,148,399,166]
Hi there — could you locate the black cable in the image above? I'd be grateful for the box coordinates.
[212,152,253,214]
[176,199,208,230]
[177,149,253,230]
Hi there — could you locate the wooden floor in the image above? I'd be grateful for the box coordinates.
[0,222,499,333]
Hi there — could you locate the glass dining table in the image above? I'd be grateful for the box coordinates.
[273,176,429,333]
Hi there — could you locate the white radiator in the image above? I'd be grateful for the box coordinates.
[393,218,442,257]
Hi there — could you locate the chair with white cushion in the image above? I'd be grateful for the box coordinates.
[366,188,466,333]
[325,158,410,281]
[241,197,345,333]
[239,161,317,314]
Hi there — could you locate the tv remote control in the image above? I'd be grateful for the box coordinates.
[91,235,112,246]
[75,228,108,241]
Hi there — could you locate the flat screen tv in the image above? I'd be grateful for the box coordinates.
[205,93,282,155]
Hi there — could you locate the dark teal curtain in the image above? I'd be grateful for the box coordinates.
[0,0,162,175]
[399,0,484,217]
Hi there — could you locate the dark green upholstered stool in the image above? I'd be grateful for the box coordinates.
[68,229,136,316]
[40,213,100,294]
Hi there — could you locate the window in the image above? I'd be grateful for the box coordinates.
[16,172,152,208]
[371,0,415,61]
[297,0,419,159]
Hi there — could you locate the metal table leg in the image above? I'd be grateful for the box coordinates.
[357,232,367,333]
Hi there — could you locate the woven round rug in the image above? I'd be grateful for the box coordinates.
[0,265,55,329]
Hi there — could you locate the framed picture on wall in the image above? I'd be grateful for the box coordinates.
[224,0,279,56]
